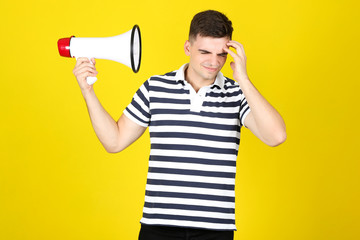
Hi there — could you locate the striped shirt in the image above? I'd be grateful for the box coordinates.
[123,64,251,231]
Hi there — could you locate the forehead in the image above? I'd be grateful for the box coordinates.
[191,35,230,51]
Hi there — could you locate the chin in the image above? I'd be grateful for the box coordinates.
[202,74,217,81]
[204,70,219,79]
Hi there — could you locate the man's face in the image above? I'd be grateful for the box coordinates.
[184,35,230,82]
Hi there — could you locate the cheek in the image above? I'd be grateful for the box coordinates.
[192,54,206,65]
[219,57,227,66]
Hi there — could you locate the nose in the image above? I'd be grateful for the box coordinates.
[209,54,219,66]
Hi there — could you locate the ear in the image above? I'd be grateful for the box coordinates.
[184,40,191,56]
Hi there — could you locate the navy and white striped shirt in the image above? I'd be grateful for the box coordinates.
[123,64,251,231]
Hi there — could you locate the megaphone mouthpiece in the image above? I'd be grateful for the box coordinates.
[57,36,74,58]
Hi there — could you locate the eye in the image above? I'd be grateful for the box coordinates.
[199,49,211,54]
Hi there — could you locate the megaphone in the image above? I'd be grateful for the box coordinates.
[57,25,142,85]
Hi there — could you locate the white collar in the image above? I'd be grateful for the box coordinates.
[175,63,225,89]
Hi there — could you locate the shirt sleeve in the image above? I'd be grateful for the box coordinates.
[239,90,251,128]
[123,79,150,127]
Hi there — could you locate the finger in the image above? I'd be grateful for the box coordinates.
[227,41,245,56]
[78,61,97,70]
[74,60,88,70]
[229,40,242,47]
[80,71,98,79]
[227,41,241,50]
[74,66,98,76]
[223,47,241,61]
[228,40,244,49]
[74,60,97,72]
[74,57,89,67]
[230,61,236,71]
[223,47,236,57]
[227,43,243,55]
[75,71,98,84]
[73,68,98,79]
[227,46,246,61]
[75,57,96,68]
[73,64,97,75]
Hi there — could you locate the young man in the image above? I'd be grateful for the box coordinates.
[73,10,286,240]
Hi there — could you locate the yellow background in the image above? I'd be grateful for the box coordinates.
[1,0,359,239]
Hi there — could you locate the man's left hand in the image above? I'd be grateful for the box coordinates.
[224,40,249,82]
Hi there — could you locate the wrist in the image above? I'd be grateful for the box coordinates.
[234,74,250,84]
[82,88,95,100]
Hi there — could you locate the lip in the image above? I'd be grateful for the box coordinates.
[203,66,218,72]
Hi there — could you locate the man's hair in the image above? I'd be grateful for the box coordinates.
[189,10,233,42]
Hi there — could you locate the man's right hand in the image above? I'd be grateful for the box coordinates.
[72,57,98,94]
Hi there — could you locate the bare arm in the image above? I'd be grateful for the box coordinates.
[73,57,147,153]
[238,81,286,147]
[224,41,287,147]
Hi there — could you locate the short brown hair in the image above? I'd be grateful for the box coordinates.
[189,10,233,42]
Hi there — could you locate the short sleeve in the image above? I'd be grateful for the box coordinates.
[239,90,251,128]
[123,80,150,127]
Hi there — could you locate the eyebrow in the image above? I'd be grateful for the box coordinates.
[198,49,228,56]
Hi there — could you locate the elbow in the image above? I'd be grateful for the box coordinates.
[106,148,121,154]
[104,143,124,154]
[267,130,287,147]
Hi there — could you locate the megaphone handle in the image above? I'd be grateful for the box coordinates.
[75,57,98,85]
[86,76,97,85]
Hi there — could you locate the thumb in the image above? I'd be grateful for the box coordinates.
[230,61,236,71]
[90,57,96,65]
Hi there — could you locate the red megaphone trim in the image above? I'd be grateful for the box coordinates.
[57,36,75,58]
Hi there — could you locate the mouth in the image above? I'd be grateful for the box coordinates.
[202,65,218,73]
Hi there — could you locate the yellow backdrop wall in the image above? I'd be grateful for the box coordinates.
[1,0,359,239]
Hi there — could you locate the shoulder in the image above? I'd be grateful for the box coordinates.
[135,69,180,96]
[223,76,244,94]
[149,69,177,79]
[223,76,237,89]
[146,69,180,86]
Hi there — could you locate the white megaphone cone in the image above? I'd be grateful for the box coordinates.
[58,25,142,85]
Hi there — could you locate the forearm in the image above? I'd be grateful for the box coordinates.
[224,41,286,146]
[238,77,286,146]
[82,90,120,152]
